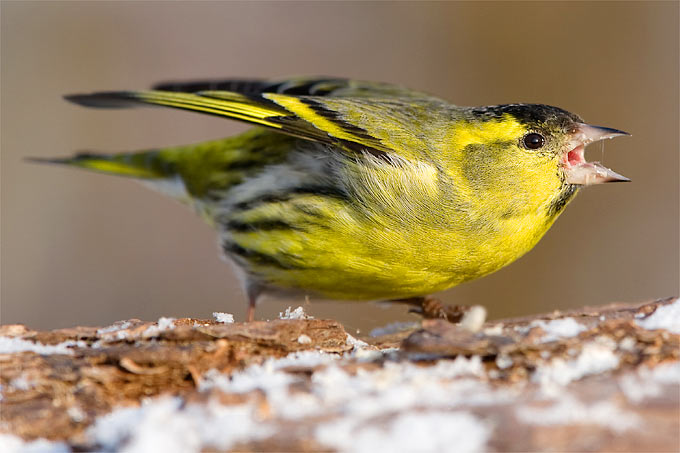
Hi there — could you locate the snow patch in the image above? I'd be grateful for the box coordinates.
[297,334,312,344]
[200,350,339,395]
[199,350,493,425]
[495,354,513,370]
[310,357,497,451]
[618,361,680,404]
[279,306,311,320]
[45,347,500,451]
[68,406,86,423]
[517,394,641,432]
[0,337,86,355]
[531,318,586,343]
[533,341,620,392]
[96,321,133,341]
[0,434,69,453]
[460,305,487,332]
[9,375,37,391]
[309,356,494,419]
[636,298,680,334]
[97,321,132,335]
[346,333,369,351]
[143,317,176,337]
[483,323,504,336]
[353,347,398,362]
[87,396,271,452]
[316,410,491,453]
[212,312,234,324]
[200,350,341,420]
[157,317,176,330]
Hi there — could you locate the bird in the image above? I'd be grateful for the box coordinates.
[33,76,630,322]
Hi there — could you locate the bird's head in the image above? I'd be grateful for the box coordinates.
[441,103,629,220]
[464,103,630,187]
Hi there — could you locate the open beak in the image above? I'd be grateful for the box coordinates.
[563,124,630,185]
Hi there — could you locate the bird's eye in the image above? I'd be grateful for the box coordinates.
[523,133,545,150]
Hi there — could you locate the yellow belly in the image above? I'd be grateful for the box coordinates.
[227,199,559,300]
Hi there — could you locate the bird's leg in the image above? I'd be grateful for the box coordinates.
[245,283,261,323]
[246,298,256,323]
[392,296,471,324]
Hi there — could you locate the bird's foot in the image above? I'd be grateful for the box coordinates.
[393,296,487,331]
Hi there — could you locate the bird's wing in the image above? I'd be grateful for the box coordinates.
[65,86,445,161]
[150,76,435,99]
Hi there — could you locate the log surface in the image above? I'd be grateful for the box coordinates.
[1,298,678,452]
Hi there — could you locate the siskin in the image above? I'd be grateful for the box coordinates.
[35,77,630,321]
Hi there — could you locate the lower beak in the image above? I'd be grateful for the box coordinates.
[564,124,631,186]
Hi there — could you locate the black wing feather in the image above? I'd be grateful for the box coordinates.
[152,77,349,97]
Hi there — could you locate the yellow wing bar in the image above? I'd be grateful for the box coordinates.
[65,89,392,158]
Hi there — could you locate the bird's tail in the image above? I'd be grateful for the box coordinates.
[28,150,176,180]
[29,128,294,218]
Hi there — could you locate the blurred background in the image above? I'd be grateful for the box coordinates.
[1,1,678,334]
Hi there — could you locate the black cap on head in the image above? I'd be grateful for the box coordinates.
[470,104,583,131]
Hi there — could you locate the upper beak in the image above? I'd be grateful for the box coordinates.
[564,123,631,186]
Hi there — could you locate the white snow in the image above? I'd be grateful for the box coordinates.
[87,396,272,453]
[618,336,637,352]
[199,350,338,393]
[96,321,133,341]
[306,357,495,421]
[516,394,641,432]
[157,317,176,330]
[0,337,86,355]
[636,298,680,334]
[8,375,37,391]
[459,305,487,332]
[0,434,69,453]
[297,334,312,344]
[8,302,677,452]
[483,323,504,336]
[278,306,311,320]
[142,317,176,337]
[618,361,680,404]
[316,410,491,453]
[352,347,398,362]
[97,321,132,335]
[346,333,369,351]
[67,406,86,423]
[532,341,620,393]
[495,354,513,370]
[309,357,498,452]
[531,317,586,343]
[199,350,340,421]
[197,349,496,431]
[212,312,234,324]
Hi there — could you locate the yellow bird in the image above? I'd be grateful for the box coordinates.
[36,77,629,321]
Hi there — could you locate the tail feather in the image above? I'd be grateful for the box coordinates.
[63,92,153,109]
[28,151,171,179]
[29,129,294,202]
